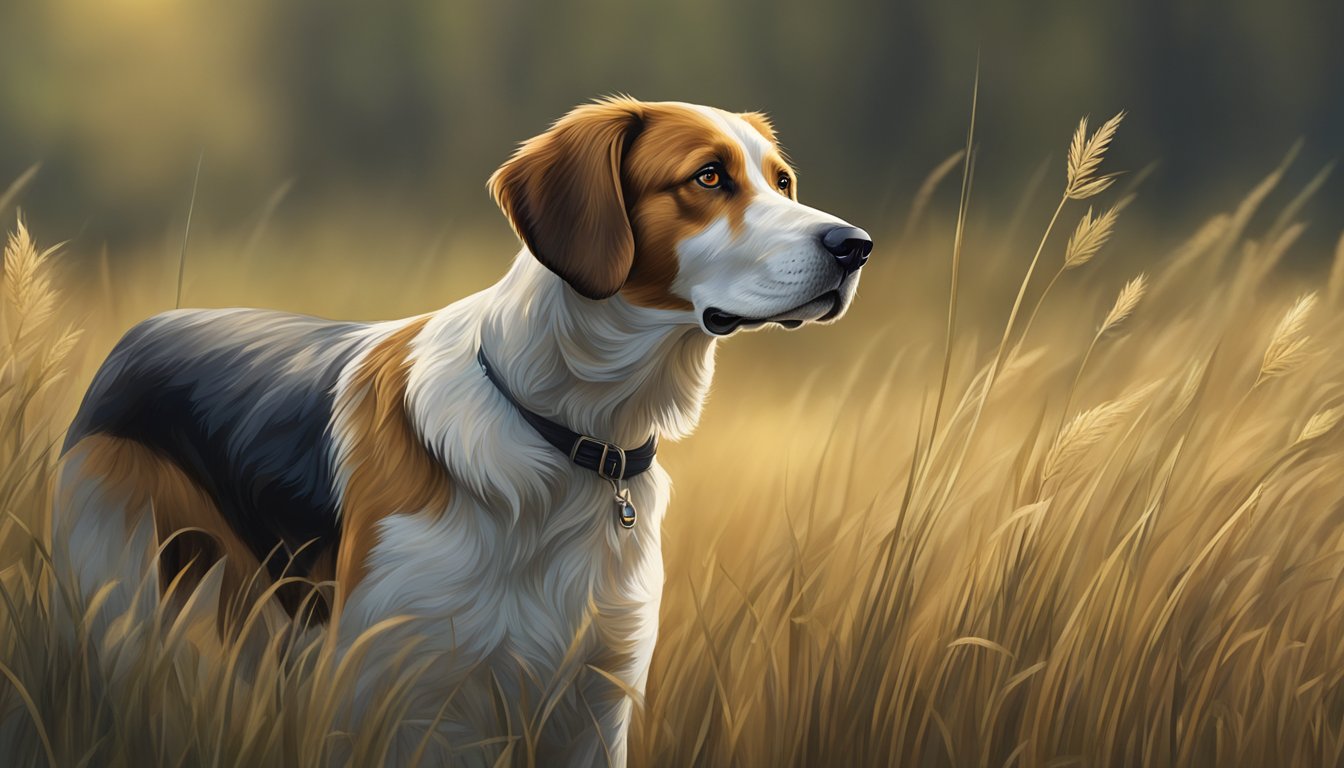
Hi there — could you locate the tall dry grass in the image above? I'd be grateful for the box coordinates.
[3,113,1344,766]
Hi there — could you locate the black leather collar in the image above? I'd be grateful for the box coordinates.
[476,347,658,480]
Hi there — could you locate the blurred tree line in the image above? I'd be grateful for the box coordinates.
[0,0,1338,262]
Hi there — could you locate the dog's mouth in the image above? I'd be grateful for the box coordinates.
[703,290,842,336]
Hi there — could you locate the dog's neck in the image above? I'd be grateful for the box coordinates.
[475,253,717,447]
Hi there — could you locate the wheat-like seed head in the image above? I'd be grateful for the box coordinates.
[1066,111,1125,199]
[1296,405,1344,444]
[1258,292,1317,384]
[1172,360,1207,416]
[5,219,40,309]
[3,217,59,332]
[39,323,82,375]
[1064,198,1130,268]
[1165,214,1231,275]
[1238,224,1307,295]
[1099,273,1147,336]
[1045,380,1160,480]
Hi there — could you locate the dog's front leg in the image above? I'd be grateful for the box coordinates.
[548,668,637,768]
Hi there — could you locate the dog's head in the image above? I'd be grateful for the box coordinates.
[488,97,871,336]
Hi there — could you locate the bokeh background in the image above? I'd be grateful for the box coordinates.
[0,0,1341,309]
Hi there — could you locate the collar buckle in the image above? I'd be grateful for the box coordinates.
[570,435,627,480]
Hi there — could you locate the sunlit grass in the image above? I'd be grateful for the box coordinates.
[3,113,1344,766]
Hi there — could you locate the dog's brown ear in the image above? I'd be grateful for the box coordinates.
[488,99,644,300]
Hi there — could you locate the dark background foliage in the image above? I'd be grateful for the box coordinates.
[0,0,1339,270]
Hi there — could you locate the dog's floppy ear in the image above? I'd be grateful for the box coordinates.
[488,99,645,300]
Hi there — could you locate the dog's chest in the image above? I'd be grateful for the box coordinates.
[348,469,668,681]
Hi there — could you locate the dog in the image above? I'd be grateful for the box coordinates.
[53,97,871,765]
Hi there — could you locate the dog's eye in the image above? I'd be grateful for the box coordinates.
[694,165,723,189]
[777,174,791,193]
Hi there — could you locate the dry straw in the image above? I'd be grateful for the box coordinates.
[1016,198,1133,352]
[1055,274,1149,437]
[937,110,1128,513]
[1171,359,1207,417]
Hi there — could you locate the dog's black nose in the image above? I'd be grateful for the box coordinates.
[822,226,873,273]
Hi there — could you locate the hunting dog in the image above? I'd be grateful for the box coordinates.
[54,97,871,765]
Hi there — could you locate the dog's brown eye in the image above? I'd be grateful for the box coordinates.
[695,168,722,189]
[777,174,791,193]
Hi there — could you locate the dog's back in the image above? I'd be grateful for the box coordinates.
[61,308,369,613]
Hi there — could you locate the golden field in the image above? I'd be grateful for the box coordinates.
[2,116,1344,767]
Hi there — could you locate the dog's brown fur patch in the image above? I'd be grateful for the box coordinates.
[621,103,764,311]
[334,316,452,604]
[60,434,272,629]
[488,100,643,301]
